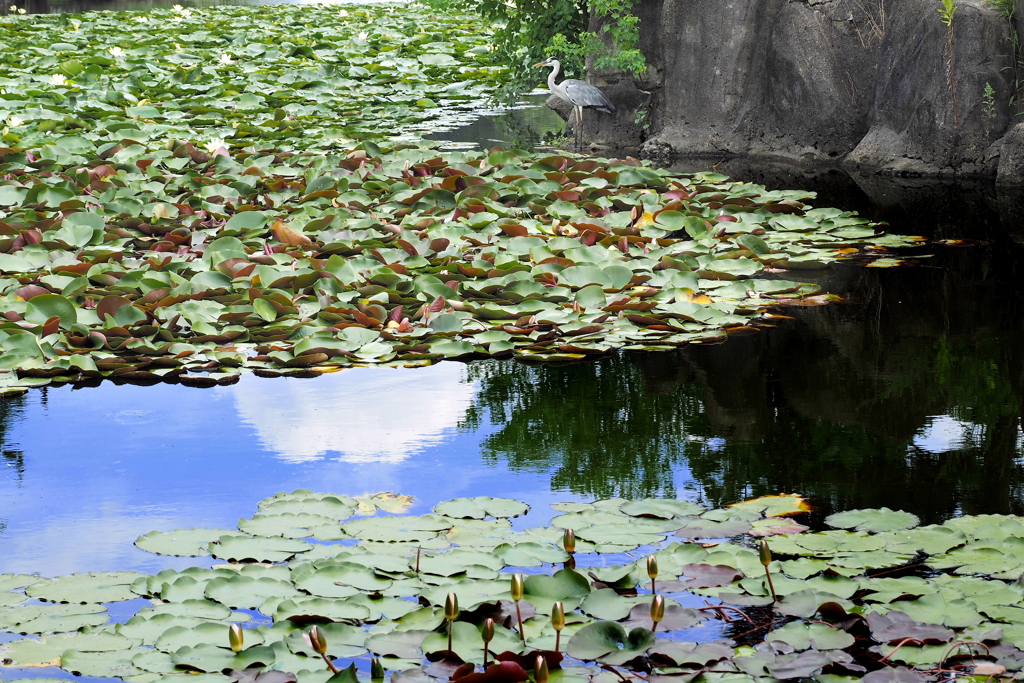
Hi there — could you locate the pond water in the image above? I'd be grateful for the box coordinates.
[0,151,1022,578]
[2,0,1024,583]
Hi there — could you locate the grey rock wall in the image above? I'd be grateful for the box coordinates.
[573,0,1022,177]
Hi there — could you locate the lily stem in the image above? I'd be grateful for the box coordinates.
[555,631,560,653]
[448,620,454,653]
[764,565,777,602]
[320,652,339,674]
[515,599,526,644]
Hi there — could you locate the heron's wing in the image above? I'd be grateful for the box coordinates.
[562,79,616,113]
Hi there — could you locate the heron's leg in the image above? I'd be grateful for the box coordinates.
[575,106,583,151]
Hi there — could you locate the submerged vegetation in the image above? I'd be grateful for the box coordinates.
[5,492,1024,682]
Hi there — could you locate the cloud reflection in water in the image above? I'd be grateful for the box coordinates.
[232,363,476,463]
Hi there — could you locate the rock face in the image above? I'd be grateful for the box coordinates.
[997,122,1024,183]
[578,0,1021,176]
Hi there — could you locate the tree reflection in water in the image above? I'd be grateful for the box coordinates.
[463,171,1024,524]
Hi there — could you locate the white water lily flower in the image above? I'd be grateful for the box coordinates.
[133,15,147,22]
[357,31,368,40]
[108,46,125,56]
[174,43,184,51]
[219,53,234,65]
[338,9,347,16]
[204,137,226,153]
[48,74,69,86]
[7,115,22,127]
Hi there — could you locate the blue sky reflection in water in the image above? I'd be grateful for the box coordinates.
[0,365,605,576]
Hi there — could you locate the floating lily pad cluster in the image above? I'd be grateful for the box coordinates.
[0,137,924,393]
[5,493,1024,683]
[0,3,501,152]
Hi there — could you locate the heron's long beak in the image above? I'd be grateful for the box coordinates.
[532,61,548,68]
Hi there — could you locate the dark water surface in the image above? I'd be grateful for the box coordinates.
[0,158,1022,577]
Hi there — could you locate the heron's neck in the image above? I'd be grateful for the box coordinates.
[547,61,561,90]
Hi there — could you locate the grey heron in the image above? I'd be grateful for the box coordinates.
[534,56,615,150]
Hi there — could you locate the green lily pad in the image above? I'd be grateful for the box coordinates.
[292,562,393,595]
[238,513,343,539]
[155,621,265,653]
[209,535,312,563]
[259,491,359,520]
[433,497,530,519]
[0,602,107,633]
[204,575,302,609]
[0,630,135,666]
[619,499,704,519]
[135,529,240,557]
[26,572,146,603]
[566,621,656,665]
[60,647,148,678]
[343,514,456,543]
[825,508,920,533]
[766,622,855,651]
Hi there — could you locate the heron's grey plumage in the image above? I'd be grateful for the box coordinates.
[538,58,615,113]
[534,57,615,149]
[562,80,616,113]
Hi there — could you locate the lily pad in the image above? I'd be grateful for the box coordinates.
[825,508,920,533]
[135,529,240,557]
[433,497,530,520]
[566,621,656,665]
[209,535,312,563]
[26,572,146,604]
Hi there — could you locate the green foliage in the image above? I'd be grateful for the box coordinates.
[418,0,644,102]
[0,4,502,151]
[581,0,647,75]
[983,81,997,117]
[989,0,1016,19]
[9,492,1024,680]
[989,0,1024,114]
[938,0,957,27]
[0,135,923,393]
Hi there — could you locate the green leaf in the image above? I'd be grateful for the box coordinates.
[209,535,312,563]
[433,497,529,519]
[134,528,238,557]
[825,508,920,533]
[566,621,655,665]
[24,294,77,327]
[253,297,278,322]
[26,572,146,604]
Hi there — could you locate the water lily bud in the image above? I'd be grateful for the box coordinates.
[483,617,494,643]
[759,540,772,567]
[646,555,658,580]
[445,592,460,621]
[563,528,576,554]
[551,601,565,631]
[510,573,525,601]
[308,624,328,655]
[371,657,385,680]
[535,655,549,683]
[229,623,244,653]
[650,595,665,624]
